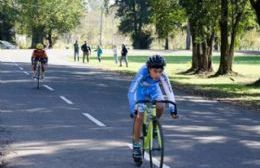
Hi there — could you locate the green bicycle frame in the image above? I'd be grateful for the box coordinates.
[143,105,162,151]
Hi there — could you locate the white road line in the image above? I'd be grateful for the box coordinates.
[82,113,106,127]
[59,96,74,105]
[23,71,30,75]
[19,66,24,70]
[43,85,55,91]
[15,63,19,66]
[127,143,171,168]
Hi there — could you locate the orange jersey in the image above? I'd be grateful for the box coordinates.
[32,49,48,59]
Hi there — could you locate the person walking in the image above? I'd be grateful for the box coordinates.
[113,45,118,64]
[120,44,128,67]
[95,45,103,63]
[81,41,91,63]
[73,40,79,61]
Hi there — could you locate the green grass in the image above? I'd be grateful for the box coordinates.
[69,55,260,110]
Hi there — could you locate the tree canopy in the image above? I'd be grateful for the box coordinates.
[115,0,153,49]
[15,0,86,48]
[150,0,186,49]
[0,0,17,42]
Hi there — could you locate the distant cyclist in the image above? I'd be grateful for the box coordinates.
[128,55,178,163]
[31,43,48,79]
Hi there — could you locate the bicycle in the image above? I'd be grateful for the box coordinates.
[132,100,177,168]
[34,60,43,89]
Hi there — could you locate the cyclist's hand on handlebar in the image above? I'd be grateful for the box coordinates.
[130,113,135,119]
[130,111,137,119]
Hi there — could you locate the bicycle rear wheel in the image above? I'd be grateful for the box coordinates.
[36,64,40,89]
[149,120,164,168]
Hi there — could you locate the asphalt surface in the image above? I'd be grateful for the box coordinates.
[0,52,260,168]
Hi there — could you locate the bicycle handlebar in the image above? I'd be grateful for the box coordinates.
[135,100,176,106]
[136,100,177,114]
[132,100,178,118]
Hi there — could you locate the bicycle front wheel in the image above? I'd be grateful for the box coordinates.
[149,120,164,168]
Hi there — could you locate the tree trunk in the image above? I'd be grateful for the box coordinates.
[191,43,199,71]
[182,37,199,74]
[132,0,138,48]
[188,24,214,74]
[207,33,214,71]
[196,37,213,74]
[216,0,246,75]
[216,0,231,75]
[250,0,260,87]
[47,31,53,49]
[198,42,208,72]
[186,22,191,50]
[214,36,219,51]
[165,37,169,50]
[187,21,199,73]
[31,26,45,48]
[99,7,104,46]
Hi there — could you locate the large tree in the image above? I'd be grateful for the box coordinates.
[44,0,86,48]
[180,0,219,74]
[115,0,152,49]
[249,0,260,86]
[16,0,86,48]
[150,0,185,50]
[216,0,249,75]
[0,0,16,42]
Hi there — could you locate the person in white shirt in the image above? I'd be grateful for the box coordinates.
[113,45,118,64]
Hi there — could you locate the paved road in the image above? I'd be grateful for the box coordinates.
[0,53,260,168]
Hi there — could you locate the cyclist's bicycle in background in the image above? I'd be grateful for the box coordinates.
[31,43,48,89]
[33,59,45,89]
[132,100,177,168]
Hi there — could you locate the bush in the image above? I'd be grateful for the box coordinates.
[131,31,153,49]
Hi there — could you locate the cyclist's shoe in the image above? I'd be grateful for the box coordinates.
[132,142,142,166]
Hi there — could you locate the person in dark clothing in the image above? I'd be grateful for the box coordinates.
[74,40,79,61]
[81,41,91,63]
[120,44,128,67]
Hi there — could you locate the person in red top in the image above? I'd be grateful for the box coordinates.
[31,43,48,79]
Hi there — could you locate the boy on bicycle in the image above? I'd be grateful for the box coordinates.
[128,55,178,163]
[31,43,48,79]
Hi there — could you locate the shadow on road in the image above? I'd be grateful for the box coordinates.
[0,61,260,168]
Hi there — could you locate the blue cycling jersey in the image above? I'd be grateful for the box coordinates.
[128,65,175,114]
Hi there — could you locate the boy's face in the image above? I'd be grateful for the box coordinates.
[149,68,163,80]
